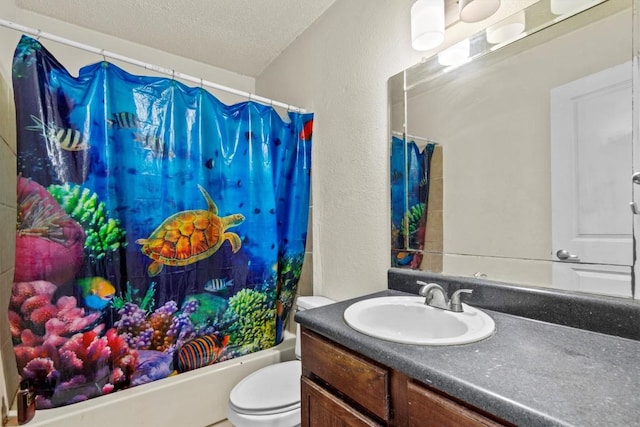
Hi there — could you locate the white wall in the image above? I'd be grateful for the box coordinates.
[0,10,255,103]
[256,1,416,300]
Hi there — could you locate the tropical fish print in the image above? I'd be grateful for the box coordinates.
[299,118,313,140]
[204,278,233,293]
[26,115,89,151]
[76,277,117,310]
[107,111,140,129]
[133,133,176,159]
[395,251,413,266]
[11,34,313,411]
[174,335,229,373]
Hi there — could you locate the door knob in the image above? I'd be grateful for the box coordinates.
[631,173,640,214]
[556,249,580,262]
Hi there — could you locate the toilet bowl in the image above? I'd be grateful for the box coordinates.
[227,296,334,427]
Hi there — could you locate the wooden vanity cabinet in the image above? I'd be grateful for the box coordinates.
[406,381,506,427]
[300,327,510,427]
[300,327,388,426]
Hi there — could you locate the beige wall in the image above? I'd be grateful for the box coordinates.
[257,1,420,301]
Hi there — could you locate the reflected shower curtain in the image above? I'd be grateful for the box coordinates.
[390,136,434,268]
[10,35,313,408]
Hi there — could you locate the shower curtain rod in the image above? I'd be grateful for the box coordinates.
[0,18,307,113]
[391,130,435,143]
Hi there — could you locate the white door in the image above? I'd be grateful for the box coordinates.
[550,61,633,298]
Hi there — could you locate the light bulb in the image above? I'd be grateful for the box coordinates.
[459,0,501,23]
[411,0,445,51]
[486,10,526,44]
[438,39,471,66]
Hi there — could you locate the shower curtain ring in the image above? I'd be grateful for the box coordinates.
[100,49,106,63]
[35,29,42,40]
[200,77,204,89]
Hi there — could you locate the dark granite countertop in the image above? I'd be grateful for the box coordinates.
[295,289,640,427]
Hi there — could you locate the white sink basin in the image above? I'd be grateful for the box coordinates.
[343,296,495,346]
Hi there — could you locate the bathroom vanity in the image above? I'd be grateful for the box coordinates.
[295,271,640,427]
[300,328,507,426]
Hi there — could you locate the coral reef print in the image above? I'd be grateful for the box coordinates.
[10,35,313,408]
[15,177,85,285]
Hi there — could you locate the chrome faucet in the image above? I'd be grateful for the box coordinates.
[417,281,473,313]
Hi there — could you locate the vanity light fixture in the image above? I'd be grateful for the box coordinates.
[459,0,501,23]
[438,38,470,66]
[486,10,526,44]
[411,0,445,51]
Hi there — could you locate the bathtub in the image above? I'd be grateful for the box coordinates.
[13,331,296,427]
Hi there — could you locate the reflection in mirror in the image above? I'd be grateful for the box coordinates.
[390,132,441,270]
[389,0,636,298]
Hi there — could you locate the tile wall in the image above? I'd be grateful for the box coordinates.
[0,64,18,408]
[422,145,443,272]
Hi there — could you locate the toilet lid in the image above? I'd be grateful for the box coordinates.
[229,360,302,415]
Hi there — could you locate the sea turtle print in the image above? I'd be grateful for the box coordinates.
[136,185,245,276]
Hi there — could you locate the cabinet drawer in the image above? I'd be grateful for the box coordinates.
[301,376,382,427]
[407,381,507,427]
[301,329,390,421]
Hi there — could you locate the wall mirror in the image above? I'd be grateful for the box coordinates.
[389,0,637,298]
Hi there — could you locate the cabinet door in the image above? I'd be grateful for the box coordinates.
[407,381,506,427]
[301,329,390,421]
[301,376,382,427]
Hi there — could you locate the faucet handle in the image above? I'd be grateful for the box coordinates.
[450,289,473,312]
[417,280,429,295]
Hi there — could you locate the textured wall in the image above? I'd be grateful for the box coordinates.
[257,1,421,301]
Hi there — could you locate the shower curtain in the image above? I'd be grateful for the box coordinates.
[390,136,434,268]
[9,35,313,408]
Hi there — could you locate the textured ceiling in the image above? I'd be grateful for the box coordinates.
[14,0,337,77]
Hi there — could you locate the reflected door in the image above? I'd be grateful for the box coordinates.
[550,62,632,297]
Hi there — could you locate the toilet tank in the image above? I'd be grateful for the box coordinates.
[294,296,334,358]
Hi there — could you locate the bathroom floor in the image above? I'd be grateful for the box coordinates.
[209,420,233,427]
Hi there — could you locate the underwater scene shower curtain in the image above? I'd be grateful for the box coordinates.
[390,136,434,268]
[10,35,313,408]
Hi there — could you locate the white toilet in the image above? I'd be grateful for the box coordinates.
[227,296,335,427]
